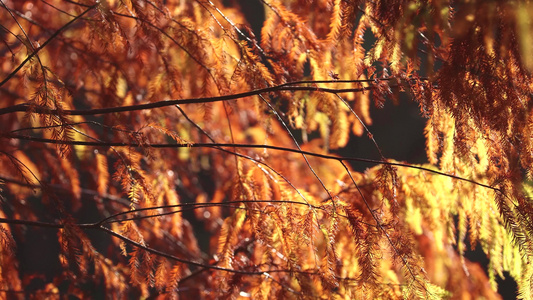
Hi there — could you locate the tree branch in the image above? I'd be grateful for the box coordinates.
[3,133,501,193]
[0,84,376,116]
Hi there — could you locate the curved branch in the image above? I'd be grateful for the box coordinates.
[0,84,376,116]
[3,133,500,193]
[0,214,323,277]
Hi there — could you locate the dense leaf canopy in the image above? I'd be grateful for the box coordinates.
[1,0,533,298]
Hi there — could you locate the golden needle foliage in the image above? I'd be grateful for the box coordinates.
[1,0,533,298]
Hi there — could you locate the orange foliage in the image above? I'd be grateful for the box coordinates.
[0,0,532,298]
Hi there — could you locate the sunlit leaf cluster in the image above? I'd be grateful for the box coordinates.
[1,0,533,298]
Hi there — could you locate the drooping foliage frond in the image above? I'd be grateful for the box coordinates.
[0,0,532,298]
